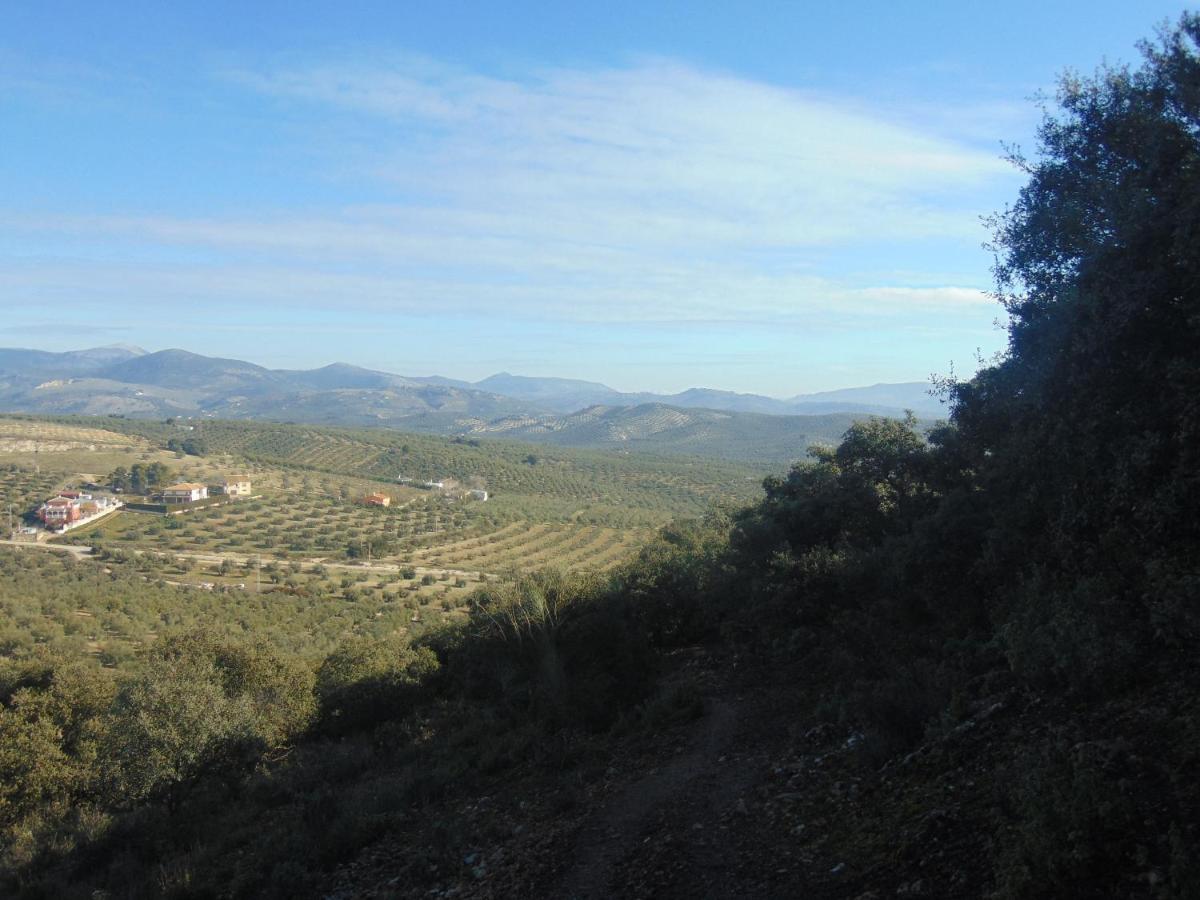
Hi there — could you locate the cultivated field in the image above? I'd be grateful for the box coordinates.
[0,414,763,666]
[0,543,486,666]
[0,466,62,523]
[0,418,143,452]
[74,480,653,576]
[34,417,764,523]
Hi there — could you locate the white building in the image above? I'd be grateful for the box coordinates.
[163,482,208,503]
[214,475,252,497]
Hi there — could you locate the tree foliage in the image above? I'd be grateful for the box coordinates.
[315,637,437,736]
[949,15,1200,682]
[107,462,171,494]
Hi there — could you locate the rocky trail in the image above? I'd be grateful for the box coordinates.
[555,697,744,898]
[323,654,831,899]
[322,653,1077,899]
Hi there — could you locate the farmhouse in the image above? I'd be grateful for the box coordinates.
[213,475,252,497]
[36,491,120,530]
[362,492,391,507]
[39,496,81,527]
[469,489,489,501]
[163,483,208,503]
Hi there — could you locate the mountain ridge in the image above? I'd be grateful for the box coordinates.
[0,346,940,464]
[0,345,943,416]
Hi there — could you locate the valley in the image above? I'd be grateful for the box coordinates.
[0,414,760,666]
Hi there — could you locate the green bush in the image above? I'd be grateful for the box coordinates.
[452,569,654,730]
[314,637,439,736]
[104,632,315,805]
[995,738,1141,898]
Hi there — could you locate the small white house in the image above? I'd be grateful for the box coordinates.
[468,489,489,501]
[215,475,252,497]
[163,483,208,503]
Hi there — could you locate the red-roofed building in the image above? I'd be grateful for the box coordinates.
[163,483,208,503]
[39,497,81,526]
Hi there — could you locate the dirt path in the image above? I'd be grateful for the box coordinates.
[147,547,488,581]
[555,697,742,899]
[0,538,92,559]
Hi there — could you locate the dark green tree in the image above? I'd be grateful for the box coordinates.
[950,15,1200,683]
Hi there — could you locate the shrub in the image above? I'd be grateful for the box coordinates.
[994,737,1142,898]
[103,632,315,806]
[314,637,439,736]
[454,569,654,730]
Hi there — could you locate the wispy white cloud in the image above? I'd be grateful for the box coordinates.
[0,256,999,329]
[4,55,1018,331]
[851,286,993,308]
[231,57,1013,247]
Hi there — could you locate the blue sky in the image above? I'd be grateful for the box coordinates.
[1,2,1190,394]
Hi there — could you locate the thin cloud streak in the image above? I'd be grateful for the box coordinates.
[0,258,999,325]
[3,54,1018,353]
[233,57,1013,246]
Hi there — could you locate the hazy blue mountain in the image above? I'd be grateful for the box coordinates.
[787,382,945,417]
[96,348,279,392]
[404,374,476,390]
[0,344,145,379]
[669,387,797,416]
[473,372,623,410]
[464,372,945,418]
[452,403,861,464]
[0,347,537,426]
[0,346,941,462]
[202,384,531,426]
[275,362,419,391]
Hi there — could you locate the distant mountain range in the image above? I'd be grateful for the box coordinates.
[0,346,947,464]
[449,371,945,418]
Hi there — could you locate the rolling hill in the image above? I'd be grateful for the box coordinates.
[466,372,945,417]
[453,403,858,464]
[0,346,934,463]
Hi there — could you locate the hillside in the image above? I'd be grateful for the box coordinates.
[0,351,534,431]
[0,350,897,464]
[0,345,145,379]
[5,414,765,523]
[465,372,944,417]
[457,403,859,464]
[0,347,942,465]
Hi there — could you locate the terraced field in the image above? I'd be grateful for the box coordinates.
[77,489,648,576]
[0,418,144,452]
[28,417,765,525]
[3,414,763,596]
[0,466,62,524]
[410,521,650,573]
[80,488,432,552]
[0,543,488,665]
[0,414,765,672]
